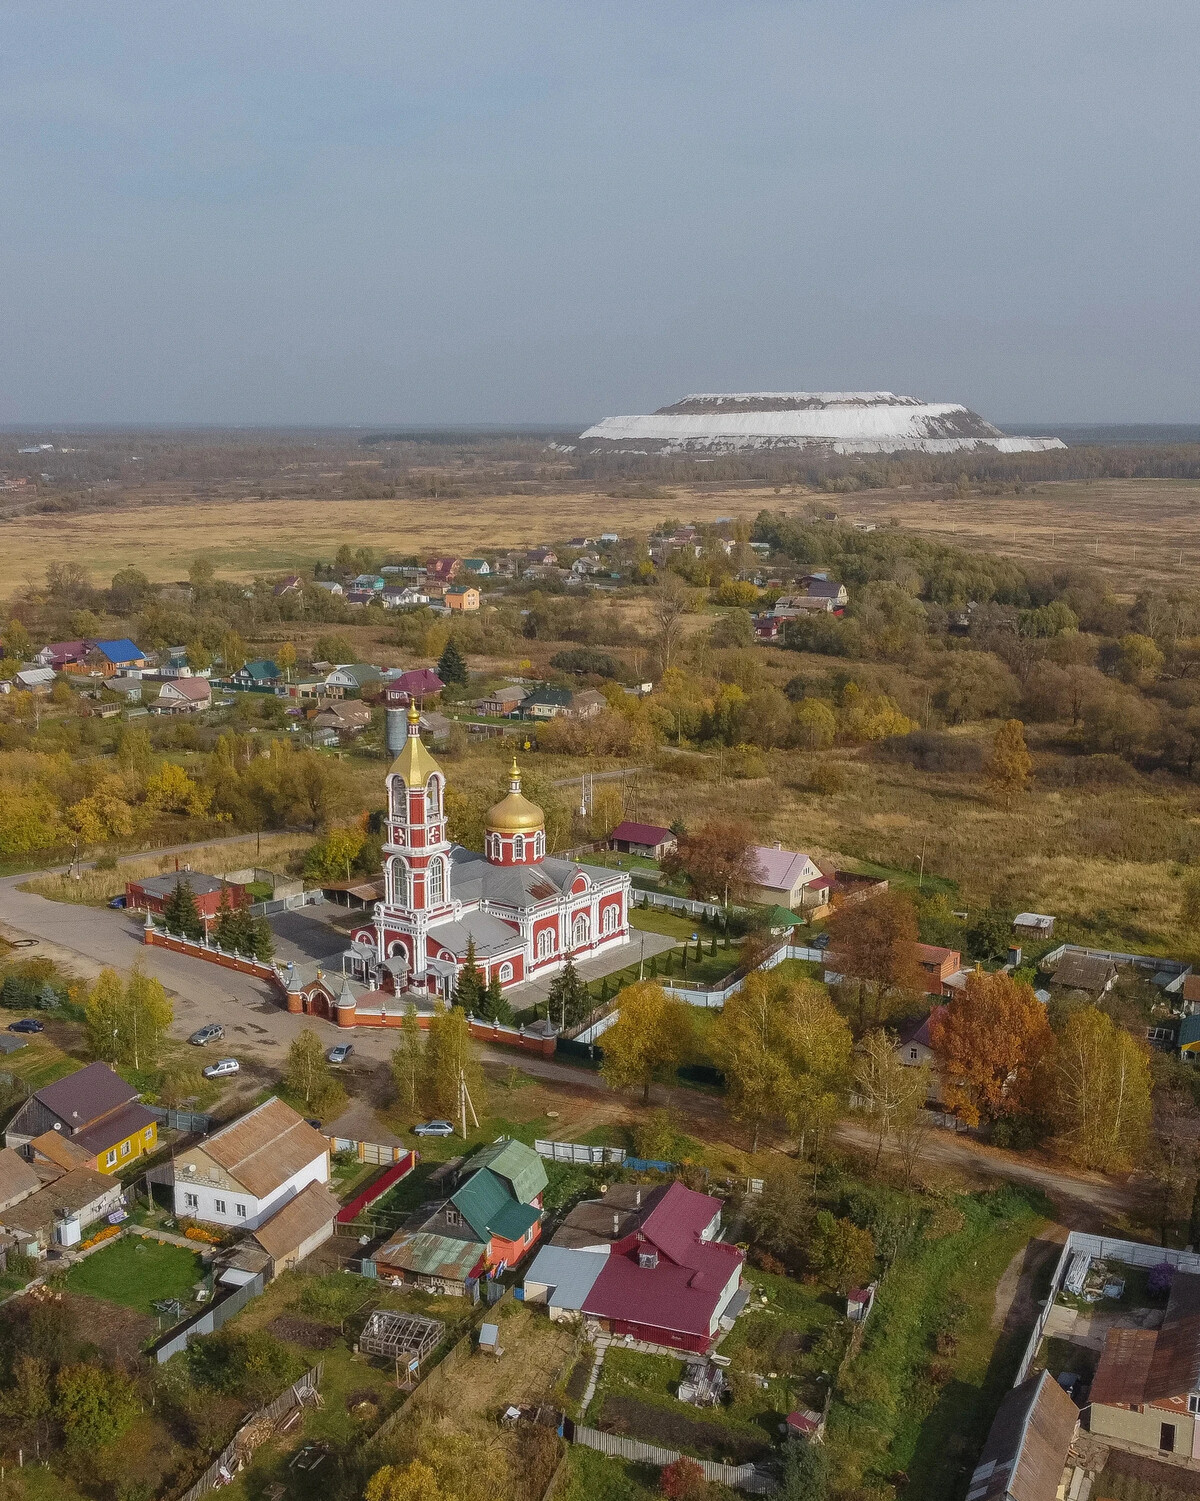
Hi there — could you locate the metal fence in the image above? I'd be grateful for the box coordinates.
[535,1139,626,1165]
[175,1363,323,1501]
[145,1105,213,1135]
[663,939,825,1008]
[570,1424,772,1494]
[151,1273,266,1364]
[248,889,324,917]
[1012,1230,1200,1385]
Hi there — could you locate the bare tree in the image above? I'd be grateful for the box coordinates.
[650,574,690,674]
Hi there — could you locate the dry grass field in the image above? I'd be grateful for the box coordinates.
[8,473,1200,586]
[833,477,1200,588]
[0,487,779,584]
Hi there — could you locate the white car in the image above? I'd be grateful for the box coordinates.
[413,1119,455,1137]
[202,1057,240,1079]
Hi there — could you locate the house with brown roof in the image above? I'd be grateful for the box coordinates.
[1046,951,1118,997]
[917,944,967,997]
[171,1097,330,1232]
[967,1370,1078,1501]
[608,822,677,860]
[0,1166,125,1252]
[894,1007,946,1103]
[0,1148,42,1212]
[6,1062,158,1174]
[1089,1270,1200,1461]
[155,676,212,713]
[248,1180,340,1276]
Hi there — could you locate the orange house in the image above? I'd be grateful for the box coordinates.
[446,585,480,611]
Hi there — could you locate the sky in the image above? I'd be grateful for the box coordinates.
[2,1,1198,427]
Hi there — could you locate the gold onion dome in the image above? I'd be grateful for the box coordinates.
[486,758,544,834]
[389,701,442,784]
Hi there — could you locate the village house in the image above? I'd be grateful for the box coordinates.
[88,639,149,675]
[1014,912,1056,939]
[6,1062,158,1175]
[0,1165,125,1254]
[753,615,782,642]
[916,944,967,997]
[747,844,830,910]
[894,1008,946,1101]
[967,1370,1078,1501]
[373,1138,546,1292]
[382,586,429,609]
[526,1181,745,1353]
[273,574,303,597]
[1045,951,1118,997]
[566,688,607,718]
[1089,1269,1200,1462]
[312,700,373,739]
[526,547,557,566]
[104,676,143,704]
[445,584,480,612]
[608,821,678,860]
[170,1097,331,1232]
[426,557,460,584]
[14,667,56,694]
[383,667,445,705]
[324,663,384,695]
[314,580,344,596]
[229,659,280,688]
[462,558,490,575]
[352,574,385,592]
[799,573,849,607]
[35,640,90,671]
[474,684,527,717]
[154,677,212,712]
[519,686,574,719]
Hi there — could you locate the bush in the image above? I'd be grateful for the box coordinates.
[810,761,847,795]
[870,730,984,773]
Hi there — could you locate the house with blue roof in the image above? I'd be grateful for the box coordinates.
[89,639,148,676]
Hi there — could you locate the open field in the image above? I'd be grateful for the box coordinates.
[6,475,1200,586]
[832,477,1200,589]
[0,488,776,584]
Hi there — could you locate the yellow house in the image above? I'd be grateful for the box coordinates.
[4,1062,158,1175]
[446,585,480,611]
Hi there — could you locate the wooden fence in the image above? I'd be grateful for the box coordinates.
[570,1424,773,1494]
[175,1364,323,1501]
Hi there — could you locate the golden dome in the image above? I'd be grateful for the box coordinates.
[486,758,544,834]
[389,700,442,785]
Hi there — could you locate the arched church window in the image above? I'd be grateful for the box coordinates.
[499,962,513,983]
[573,912,590,947]
[603,903,619,934]
[513,834,525,861]
[427,857,444,905]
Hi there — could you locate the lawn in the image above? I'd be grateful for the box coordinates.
[824,1187,1049,1501]
[64,1234,204,1316]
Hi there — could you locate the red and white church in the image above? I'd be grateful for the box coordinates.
[340,704,631,1000]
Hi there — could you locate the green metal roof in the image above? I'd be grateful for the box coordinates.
[489,1199,541,1243]
[1180,1016,1200,1050]
[762,904,804,929]
[451,1167,511,1242]
[464,1138,547,1206]
[373,1229,484,1280]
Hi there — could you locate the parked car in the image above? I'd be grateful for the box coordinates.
[327,1043,354,1064]
[108,896,126,909]
[188,1023,225,1046]
[8,1018,44,1034]
[202,1057,239,1079]
[413,1119,455,1137]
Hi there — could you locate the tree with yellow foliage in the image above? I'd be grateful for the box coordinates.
[930,970,1052,1128]
[365,1460,457,1501]
[599,981,692,1105]
[985,719,1033,809]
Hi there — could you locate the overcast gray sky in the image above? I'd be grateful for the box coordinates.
[2,1,1197,426]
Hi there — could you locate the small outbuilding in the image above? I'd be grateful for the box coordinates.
[608,821,677,860]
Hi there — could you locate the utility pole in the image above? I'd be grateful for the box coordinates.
[918,833,928,890]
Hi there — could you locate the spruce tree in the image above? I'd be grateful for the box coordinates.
[546,952,589,1031]
[437,638,468,686]
[453,937,485,1011]
[481,974,513,1025]
[162,879,203,940]
[250,913,275,962]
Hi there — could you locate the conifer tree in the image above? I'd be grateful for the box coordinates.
[437,638,468,686]
[546,951,588,1030]
[986,718,1033,809]
[162,878,204,940]
[452,938,484,1011]
[480,973,513,1025]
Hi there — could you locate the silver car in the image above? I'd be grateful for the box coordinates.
[202,1057,240,1079]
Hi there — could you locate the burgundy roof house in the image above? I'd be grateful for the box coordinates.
[383,668,445,706]
[608,821,677,860]
[527,1180,745,1353]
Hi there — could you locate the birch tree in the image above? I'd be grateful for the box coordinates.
[1051,1006,1152,1172]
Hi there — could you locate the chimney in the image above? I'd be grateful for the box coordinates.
[613,1213,620,1237]
[635,1188,641,1208]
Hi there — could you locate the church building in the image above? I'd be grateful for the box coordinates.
[342,704,631,998]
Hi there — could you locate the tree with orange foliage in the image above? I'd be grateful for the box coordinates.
[929,970,1053,1128]
[662,819,757,905]
[826,890,923,1027]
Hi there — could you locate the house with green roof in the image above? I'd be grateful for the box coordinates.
[462,558,491,575]
[372,1137,546,1291]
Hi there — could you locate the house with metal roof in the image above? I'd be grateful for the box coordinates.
[966,1370,1077,1501]
[747,843,828,910]
[1090,1269,1200,1461]
[373,1137,546,1292]
[608,821,677,859]
[90,638,148,673]
[5,1062,158,1175]
[169,1097,330,1232]
[528,1180,745,1352]
[229,659,280,688]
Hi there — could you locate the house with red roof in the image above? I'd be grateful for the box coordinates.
[608,821,677,860]
[426,558,461,584]
[383,668,445,706]
[525,1181,745,1353]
